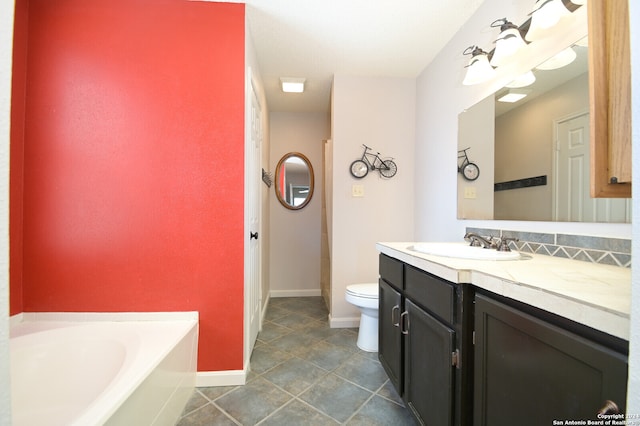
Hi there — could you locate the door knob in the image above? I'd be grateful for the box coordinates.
[250,232,259,240]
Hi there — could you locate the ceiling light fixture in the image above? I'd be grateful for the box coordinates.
[505,71,536,88]
[462,46,495,85]
[497,90,530,103]
[280,77,306,93]
[535,46,577,70]
[525,0,571,42]
[489,18,527,67]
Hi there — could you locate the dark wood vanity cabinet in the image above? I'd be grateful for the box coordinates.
[378,254,473,426]
[474,292,628,426]
[379,278,402,392]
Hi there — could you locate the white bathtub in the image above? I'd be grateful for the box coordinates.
[10,313,198,426]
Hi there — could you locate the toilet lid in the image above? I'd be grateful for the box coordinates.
[346,283,378,299]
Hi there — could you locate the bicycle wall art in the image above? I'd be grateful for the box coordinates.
[457,147,480,181]
[350,144,398,179]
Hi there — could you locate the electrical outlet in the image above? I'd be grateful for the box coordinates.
[464,186,477,199]
[352,184,365,197]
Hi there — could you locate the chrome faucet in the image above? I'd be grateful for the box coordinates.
[463,232,497,249]
[464,232,519,252]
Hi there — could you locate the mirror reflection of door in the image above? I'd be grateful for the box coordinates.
[555,113,631,222]
[275,152,314,210]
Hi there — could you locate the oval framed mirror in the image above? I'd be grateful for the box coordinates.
[274,152,314,210]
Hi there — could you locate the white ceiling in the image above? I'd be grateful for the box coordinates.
[233,0,487,113]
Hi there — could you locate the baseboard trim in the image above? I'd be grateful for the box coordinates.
[196,369,247,387]
[270,289,321,298]
[329,314,360,329]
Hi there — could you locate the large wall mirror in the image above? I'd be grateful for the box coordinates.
[457,5,631,223]
[275,152,314,210]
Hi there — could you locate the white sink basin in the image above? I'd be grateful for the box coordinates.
[410,242,521,261]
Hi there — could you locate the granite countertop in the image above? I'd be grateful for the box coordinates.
[376,242,631,341]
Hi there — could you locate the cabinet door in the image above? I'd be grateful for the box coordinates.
[405,299,455,426]
[474,294,628,426]
[379,279,403,393]
[588,0,631,196]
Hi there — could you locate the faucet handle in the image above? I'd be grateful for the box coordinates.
[496,237,518,252]
[468,237,483,247]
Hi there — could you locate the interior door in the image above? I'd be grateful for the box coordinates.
[245,73,262,364]
[554,112,630,222]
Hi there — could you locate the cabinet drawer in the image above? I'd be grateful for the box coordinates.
[379,254,404,290]
[405,265,454,324]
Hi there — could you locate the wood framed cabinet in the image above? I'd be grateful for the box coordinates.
[474,291,628,426]
[588,0,631,197]
[378,254,473,426]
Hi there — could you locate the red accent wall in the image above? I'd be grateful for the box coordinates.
[12,0,245,371]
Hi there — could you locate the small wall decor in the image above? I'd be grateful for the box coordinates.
[350,144,397,179]
[458,147,480,181]
[262,168,273,187]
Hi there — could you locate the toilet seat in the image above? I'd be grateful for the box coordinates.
[346,283,379,299]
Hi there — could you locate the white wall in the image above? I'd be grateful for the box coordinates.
[416,0,637,412]
[269,112,329,297]
[330,75,415,325]
[628,0,640,415]
[0,0,13,423]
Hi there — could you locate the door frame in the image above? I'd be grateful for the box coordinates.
[244,67,263,369]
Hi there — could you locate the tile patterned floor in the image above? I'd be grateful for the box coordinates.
[177,297,416,425]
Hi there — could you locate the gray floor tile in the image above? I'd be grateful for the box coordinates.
[269,331,318,355]
[376,380,404,406]
[198,386,237,402]
[263,305,289,322]
[215,376,292,426]
[262,357,328,395]
[271,311,317,330]
[179,297,414,425]
[299,373,373,423]
[325,329,359,351]
[296,339,354,371]
[334,354,388,391]
[257,321,292,343]
[249,344,291,375]
[260,399,339,426]
[177,403,237,426]
[346,395,416,426]
[180,390,210,416]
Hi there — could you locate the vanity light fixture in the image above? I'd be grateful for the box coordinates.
[525,0,571,42]
[462,46,495,86]
[575,35,588,47]
[535,46,577,70]
[505,71,536,88]
[497,90,530,103]
[280,77,306,93]
[489,18,527,67]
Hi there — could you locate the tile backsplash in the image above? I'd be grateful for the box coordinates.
[466,227,631,268]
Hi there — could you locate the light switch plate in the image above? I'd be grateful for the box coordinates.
[464,186,477,199]
[352,184,364,197]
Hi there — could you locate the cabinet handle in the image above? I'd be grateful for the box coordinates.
[391,305,400,327]
[598,400,620,415]
[400,311,409,335]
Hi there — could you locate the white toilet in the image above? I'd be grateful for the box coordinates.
[345,283,379,352]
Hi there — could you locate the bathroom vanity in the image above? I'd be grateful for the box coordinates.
[377,242,630,426]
